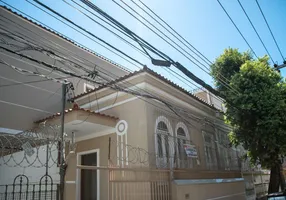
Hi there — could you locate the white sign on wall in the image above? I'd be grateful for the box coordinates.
[183,144,198,158]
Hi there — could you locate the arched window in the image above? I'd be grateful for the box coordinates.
[155,116,173,167]
[156,121,169,158]
[177,127,186,137]
[157,121,168,132]
[175,122,191,168]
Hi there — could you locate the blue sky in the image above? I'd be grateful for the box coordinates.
[1,0,286,92]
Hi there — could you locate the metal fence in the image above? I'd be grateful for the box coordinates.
[109,135,242,171]
[109,168,170,200]
[0,175,59,200]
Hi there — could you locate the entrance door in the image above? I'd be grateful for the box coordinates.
[81,152,98,200]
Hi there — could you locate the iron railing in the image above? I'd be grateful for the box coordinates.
[0,175,59,200]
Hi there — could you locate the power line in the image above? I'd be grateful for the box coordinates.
[136,0,212,64]
[62,0,148,60]
[0,57,70,85]
[2,34,218,130]
[27,0,226,101]
[3,9,219,108]
[237,0,274,64]
[217,0,258,59]
[120,0,231,103]
[0,16,207,129]
[1,2,225,113]
[130,0,241,95]
[0,75,73,88]
[0,45,102,85]
[58,1,209,94]
[78,0,228,99]
[255,0,285,61]
[79,0,175,63]
[0,0,135,72]
[114,0,211,71]
[27,0,145,67]
[113,0,239,96]
[20,0,142,70]
[0,3,223,124]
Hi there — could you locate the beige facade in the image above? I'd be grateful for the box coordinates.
[0,5,248,200]
[53,68,247,200]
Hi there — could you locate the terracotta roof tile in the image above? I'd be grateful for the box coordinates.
[35,107,118,123]
[0,6,131,73]
[73,66,219,111]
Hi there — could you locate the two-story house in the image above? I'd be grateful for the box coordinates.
[37,67,246,200]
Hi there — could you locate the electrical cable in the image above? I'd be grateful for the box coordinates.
[0,16,221,119]
[0,57,70,85]
[57,1,211,97]
[21,0,226,103]
[0,75,73,88]
[2,1,226,106]
[62,0,148,59]
[113,0,238,96]
[237,0,274,64]
[0,5,223,128]
[79,0,174,62]
[0,46,102,85]
[217,0,258,59]
[8,0,140,70]
[76,0,229,100]
[109,0,229,104]
[27,0,145,67]
[0,0,133,72]
[135,0,212,65]
[113,0,238,95]
[255,0,285,61]
[129,0,240,95]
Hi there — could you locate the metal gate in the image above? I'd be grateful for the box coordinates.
[78,165,171,200]
[0,174,59,200]
[108,167,171,200]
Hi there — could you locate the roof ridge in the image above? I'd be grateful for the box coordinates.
[73,66,219,111]
[34,107,118,123]
[0,5,131,73]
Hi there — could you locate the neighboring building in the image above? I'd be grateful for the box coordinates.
[0,5,128,188]
[0,6,129,131]
[194,88,226,112]
[34,67,247,200]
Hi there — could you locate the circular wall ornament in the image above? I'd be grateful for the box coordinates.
[115,120,128,136]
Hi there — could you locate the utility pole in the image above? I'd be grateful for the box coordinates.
[60,83,67,200]
[274,61,286,72]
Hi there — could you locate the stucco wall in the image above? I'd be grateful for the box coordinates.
[0,144,59,185]
[64,133,117,200]
[100,98,149,153]
[145,99,217,170]
[172,180,246,200]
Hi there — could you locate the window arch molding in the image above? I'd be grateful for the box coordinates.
[154,116,173,136]
[175,122,190,140]
[154,116,174,167]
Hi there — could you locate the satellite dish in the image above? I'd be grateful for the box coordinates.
[115,120,128,136]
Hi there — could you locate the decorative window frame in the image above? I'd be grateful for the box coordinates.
[175,122,193,168]
[154,116,174,168]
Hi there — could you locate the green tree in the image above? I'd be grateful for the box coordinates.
[212,48,286,193]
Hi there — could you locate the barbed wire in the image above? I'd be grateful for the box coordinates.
[107,135,250,171]
[0,125,66,168]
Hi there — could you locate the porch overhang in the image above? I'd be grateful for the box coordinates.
[35,108,118,140]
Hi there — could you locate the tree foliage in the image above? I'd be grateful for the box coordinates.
[212,48,286,192]
[211,48,252,95]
